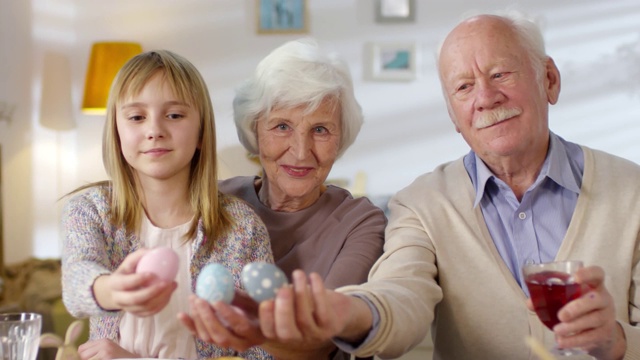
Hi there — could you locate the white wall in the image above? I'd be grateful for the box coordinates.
[1,0,640,263]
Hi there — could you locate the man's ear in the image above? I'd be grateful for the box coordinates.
[545,57,561,105]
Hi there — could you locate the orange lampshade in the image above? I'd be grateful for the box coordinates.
[81,42,143,115]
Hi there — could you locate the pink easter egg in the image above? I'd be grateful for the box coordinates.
[136,247,179,281]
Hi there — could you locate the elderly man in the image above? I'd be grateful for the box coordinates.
[316,12,640,360]
[186,12,640,360]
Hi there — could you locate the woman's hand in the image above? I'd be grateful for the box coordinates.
[178,294,265,352]
[553,266,626,360]
[179,270,373,358]
[92,249,177,316]
[78,338,138,360]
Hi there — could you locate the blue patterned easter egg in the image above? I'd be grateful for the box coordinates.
[241,262,288,302]
[196,263,235,304]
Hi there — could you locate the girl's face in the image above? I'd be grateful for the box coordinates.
[116,72,201,185]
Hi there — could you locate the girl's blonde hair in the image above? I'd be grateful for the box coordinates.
[74,50,230,241]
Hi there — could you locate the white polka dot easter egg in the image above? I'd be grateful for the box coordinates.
[241,262,288,302]
[136,247,179,282]
[196,263,235,304]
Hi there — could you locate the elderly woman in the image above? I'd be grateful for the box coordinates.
[179,38,385,360]
[223,38,385,291]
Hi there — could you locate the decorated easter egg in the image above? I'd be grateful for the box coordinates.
[136,247,179,282]
[241,262,288,303]
[196,263,235,304]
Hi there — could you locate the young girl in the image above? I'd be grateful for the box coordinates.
[61,50,273,359]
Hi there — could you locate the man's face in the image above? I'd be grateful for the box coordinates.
[438,16,558,162]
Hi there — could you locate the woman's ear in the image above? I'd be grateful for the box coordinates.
[545,57,561,105]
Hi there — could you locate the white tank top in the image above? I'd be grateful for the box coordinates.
[119,215,197,359]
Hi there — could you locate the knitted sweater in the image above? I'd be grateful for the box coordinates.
[61,185,274,359]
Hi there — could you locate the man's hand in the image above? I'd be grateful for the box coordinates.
[552,265,626,360]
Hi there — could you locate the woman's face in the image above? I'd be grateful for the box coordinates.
[256,97,341,210]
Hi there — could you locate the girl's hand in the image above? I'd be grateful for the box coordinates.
[78,338,138,360]
[93,249,177,316]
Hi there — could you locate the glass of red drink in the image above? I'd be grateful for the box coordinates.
[523,260,587,357]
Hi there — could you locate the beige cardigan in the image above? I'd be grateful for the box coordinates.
[339,147,640,360]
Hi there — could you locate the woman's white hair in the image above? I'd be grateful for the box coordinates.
[233,38,363,158]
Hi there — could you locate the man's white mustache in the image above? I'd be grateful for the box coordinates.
[474,107,522,129]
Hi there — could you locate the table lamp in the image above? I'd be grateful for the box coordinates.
[81,42,142,115]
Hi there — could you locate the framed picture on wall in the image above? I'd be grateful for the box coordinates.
[257,0,308,34]
[367,42,418,81]
[375,0,415,23]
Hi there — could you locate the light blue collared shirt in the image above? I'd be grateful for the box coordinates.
[463,132,584,294]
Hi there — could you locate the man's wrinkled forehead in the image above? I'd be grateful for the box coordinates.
[439,17,521,72]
